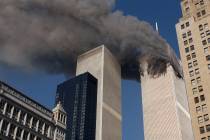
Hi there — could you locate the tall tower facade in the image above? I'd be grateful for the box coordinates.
[55,72,98,140]
[76,45,122,140]
[176,0,210,139]
[141,65,194,140]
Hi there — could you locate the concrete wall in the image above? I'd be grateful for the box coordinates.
[141,66,194,140]
[76,45,122,140]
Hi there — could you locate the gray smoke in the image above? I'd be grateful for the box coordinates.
[0,0,182,81]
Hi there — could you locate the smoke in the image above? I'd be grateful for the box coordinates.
[0,0,182,81]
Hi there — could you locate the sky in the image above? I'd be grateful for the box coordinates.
[0,0,182,140]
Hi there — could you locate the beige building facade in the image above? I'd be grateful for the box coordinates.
[76,45,122,140]
[176,0,210,139]
[141,65,194,140]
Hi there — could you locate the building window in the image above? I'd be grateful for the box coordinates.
[197,12,202,18]
[201,32,205,38]
[184,40,188,45]
[204,47,209,54]
[16,128,22,139]
[208,64,210,69]
[187,55,191,60]
[198,86,204,92]
[0,99,6,113]
[189,70,194,77]
[187,31,192,36]
[206,30,210,36]
[207,125,210,132]
[193,88,198,95]
[199,116,204,124]
[185,47,190,53]
[191,79,196,86]
[200,0,204,5]
[181,24,185,29]
[208,136,210,140]
[202,137,207,140]
[192,52,196,58]
[182,33,187,39]
[195,68,200,75]
[190,45,195,51]
[197,106,202,113]
[206,55,210,61]
[189,38,193,43]
[194,97,199,104]
[186,22,190,27]
[204,23,208,29]
[200,95,205,102]
[204,114,209,122]
[199,25,204,31]
[201,10,206,15]
[203,40,207,45]
[193,60,198,66]
[202,104,208,112]
[197,77,201,83]
[200,126,205,134]
[186,7,190,13]
[188,62,193,68]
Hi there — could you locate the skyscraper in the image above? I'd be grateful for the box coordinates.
[176,0,210,139]
[55,72,98,140]
[141,65,194,140]
[76,45,122,140]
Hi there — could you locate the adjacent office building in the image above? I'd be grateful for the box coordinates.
[0,81,67,140]
[176,0,210,139]
[141,65,194,140]
[55,72,98,140]
[76,45,122,140]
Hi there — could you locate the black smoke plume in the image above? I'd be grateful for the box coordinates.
[0,0,182,81]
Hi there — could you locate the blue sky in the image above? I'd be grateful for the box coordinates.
[0,1,182,140]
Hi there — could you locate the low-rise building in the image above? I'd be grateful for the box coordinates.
[0,81,67,140]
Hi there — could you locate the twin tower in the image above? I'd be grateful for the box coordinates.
[55,45,194,140]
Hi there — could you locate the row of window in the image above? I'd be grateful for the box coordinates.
[182,31,192,39]
[0,118,42,140]
[185,45,195,53]
[200,124,210,134]
[197,9,206,18]
[189,68,200,77]
[194,95,205,104]
[196,104,207,114]
[200,30,210,38]
[202,38,210,46]
[195,0,205,7]
[191,77,201,86]
[184,38,193,46]
[0,99,52,137]
[188,60,198,68]
[199,23,209,31]
[181,22,190,29]
[187,52,196,61]
[198,114,209,124]
[193,86,204,95]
